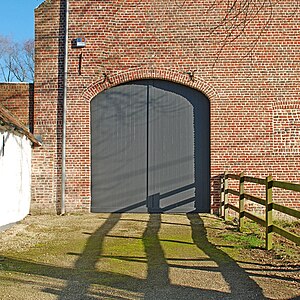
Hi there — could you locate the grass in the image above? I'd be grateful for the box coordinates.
[0,214,299,300]
[220,219,264,249]
[273,219,300,232]
[219,216,300,260]
[221,232,264,249]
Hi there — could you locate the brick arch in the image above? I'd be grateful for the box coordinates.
[82,68,219,102]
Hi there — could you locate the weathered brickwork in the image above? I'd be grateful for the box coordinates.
[32,0,300,213]
[0,83,34,128]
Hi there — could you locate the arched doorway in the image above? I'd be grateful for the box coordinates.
[91,80,210,213]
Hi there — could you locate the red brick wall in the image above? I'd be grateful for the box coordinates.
[32,0,300,213]
[0,83,34,128]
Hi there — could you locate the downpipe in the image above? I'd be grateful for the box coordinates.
[61,0,69,215]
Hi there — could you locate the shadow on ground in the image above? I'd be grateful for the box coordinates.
[1,214,298,299]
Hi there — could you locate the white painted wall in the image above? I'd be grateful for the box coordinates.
[0,131,32,228]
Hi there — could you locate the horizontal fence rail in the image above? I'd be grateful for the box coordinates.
[244,176,266,186]
[244,193,265,206]
[220,171,300,250]
[273,180,300,192]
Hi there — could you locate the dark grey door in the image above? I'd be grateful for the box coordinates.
[91,80,210,213]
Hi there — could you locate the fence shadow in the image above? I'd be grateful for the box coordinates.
[2,214,298,299]
[187,214,265,299]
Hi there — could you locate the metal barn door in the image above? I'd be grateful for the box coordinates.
[91,80,210,213]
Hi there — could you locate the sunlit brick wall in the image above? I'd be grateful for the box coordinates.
[32,0,300,213]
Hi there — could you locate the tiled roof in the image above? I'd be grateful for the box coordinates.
[0,102,41,146]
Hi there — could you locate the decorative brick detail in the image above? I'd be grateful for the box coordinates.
[273,103,300,155]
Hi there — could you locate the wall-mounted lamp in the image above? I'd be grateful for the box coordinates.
[72,37,86,48]
[71,37,86,75]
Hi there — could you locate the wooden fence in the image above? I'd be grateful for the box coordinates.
[220,171,300,250]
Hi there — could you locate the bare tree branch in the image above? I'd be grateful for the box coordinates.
[0,35,34,82]
[206,0,283,70]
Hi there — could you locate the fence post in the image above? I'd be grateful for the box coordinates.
[224,171,229,221]
[239,172,245,231]
[266,175,273,250]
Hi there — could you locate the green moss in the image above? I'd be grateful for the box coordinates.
[220,232,264,249]
[0,213,299,298]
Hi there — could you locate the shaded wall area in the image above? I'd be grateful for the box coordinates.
[0,83,34,129]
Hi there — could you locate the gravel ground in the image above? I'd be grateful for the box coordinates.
[0,213,299,300]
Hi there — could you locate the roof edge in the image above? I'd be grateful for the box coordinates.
[0,104,41,147]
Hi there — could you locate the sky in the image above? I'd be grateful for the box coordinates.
[0,0,45,42]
